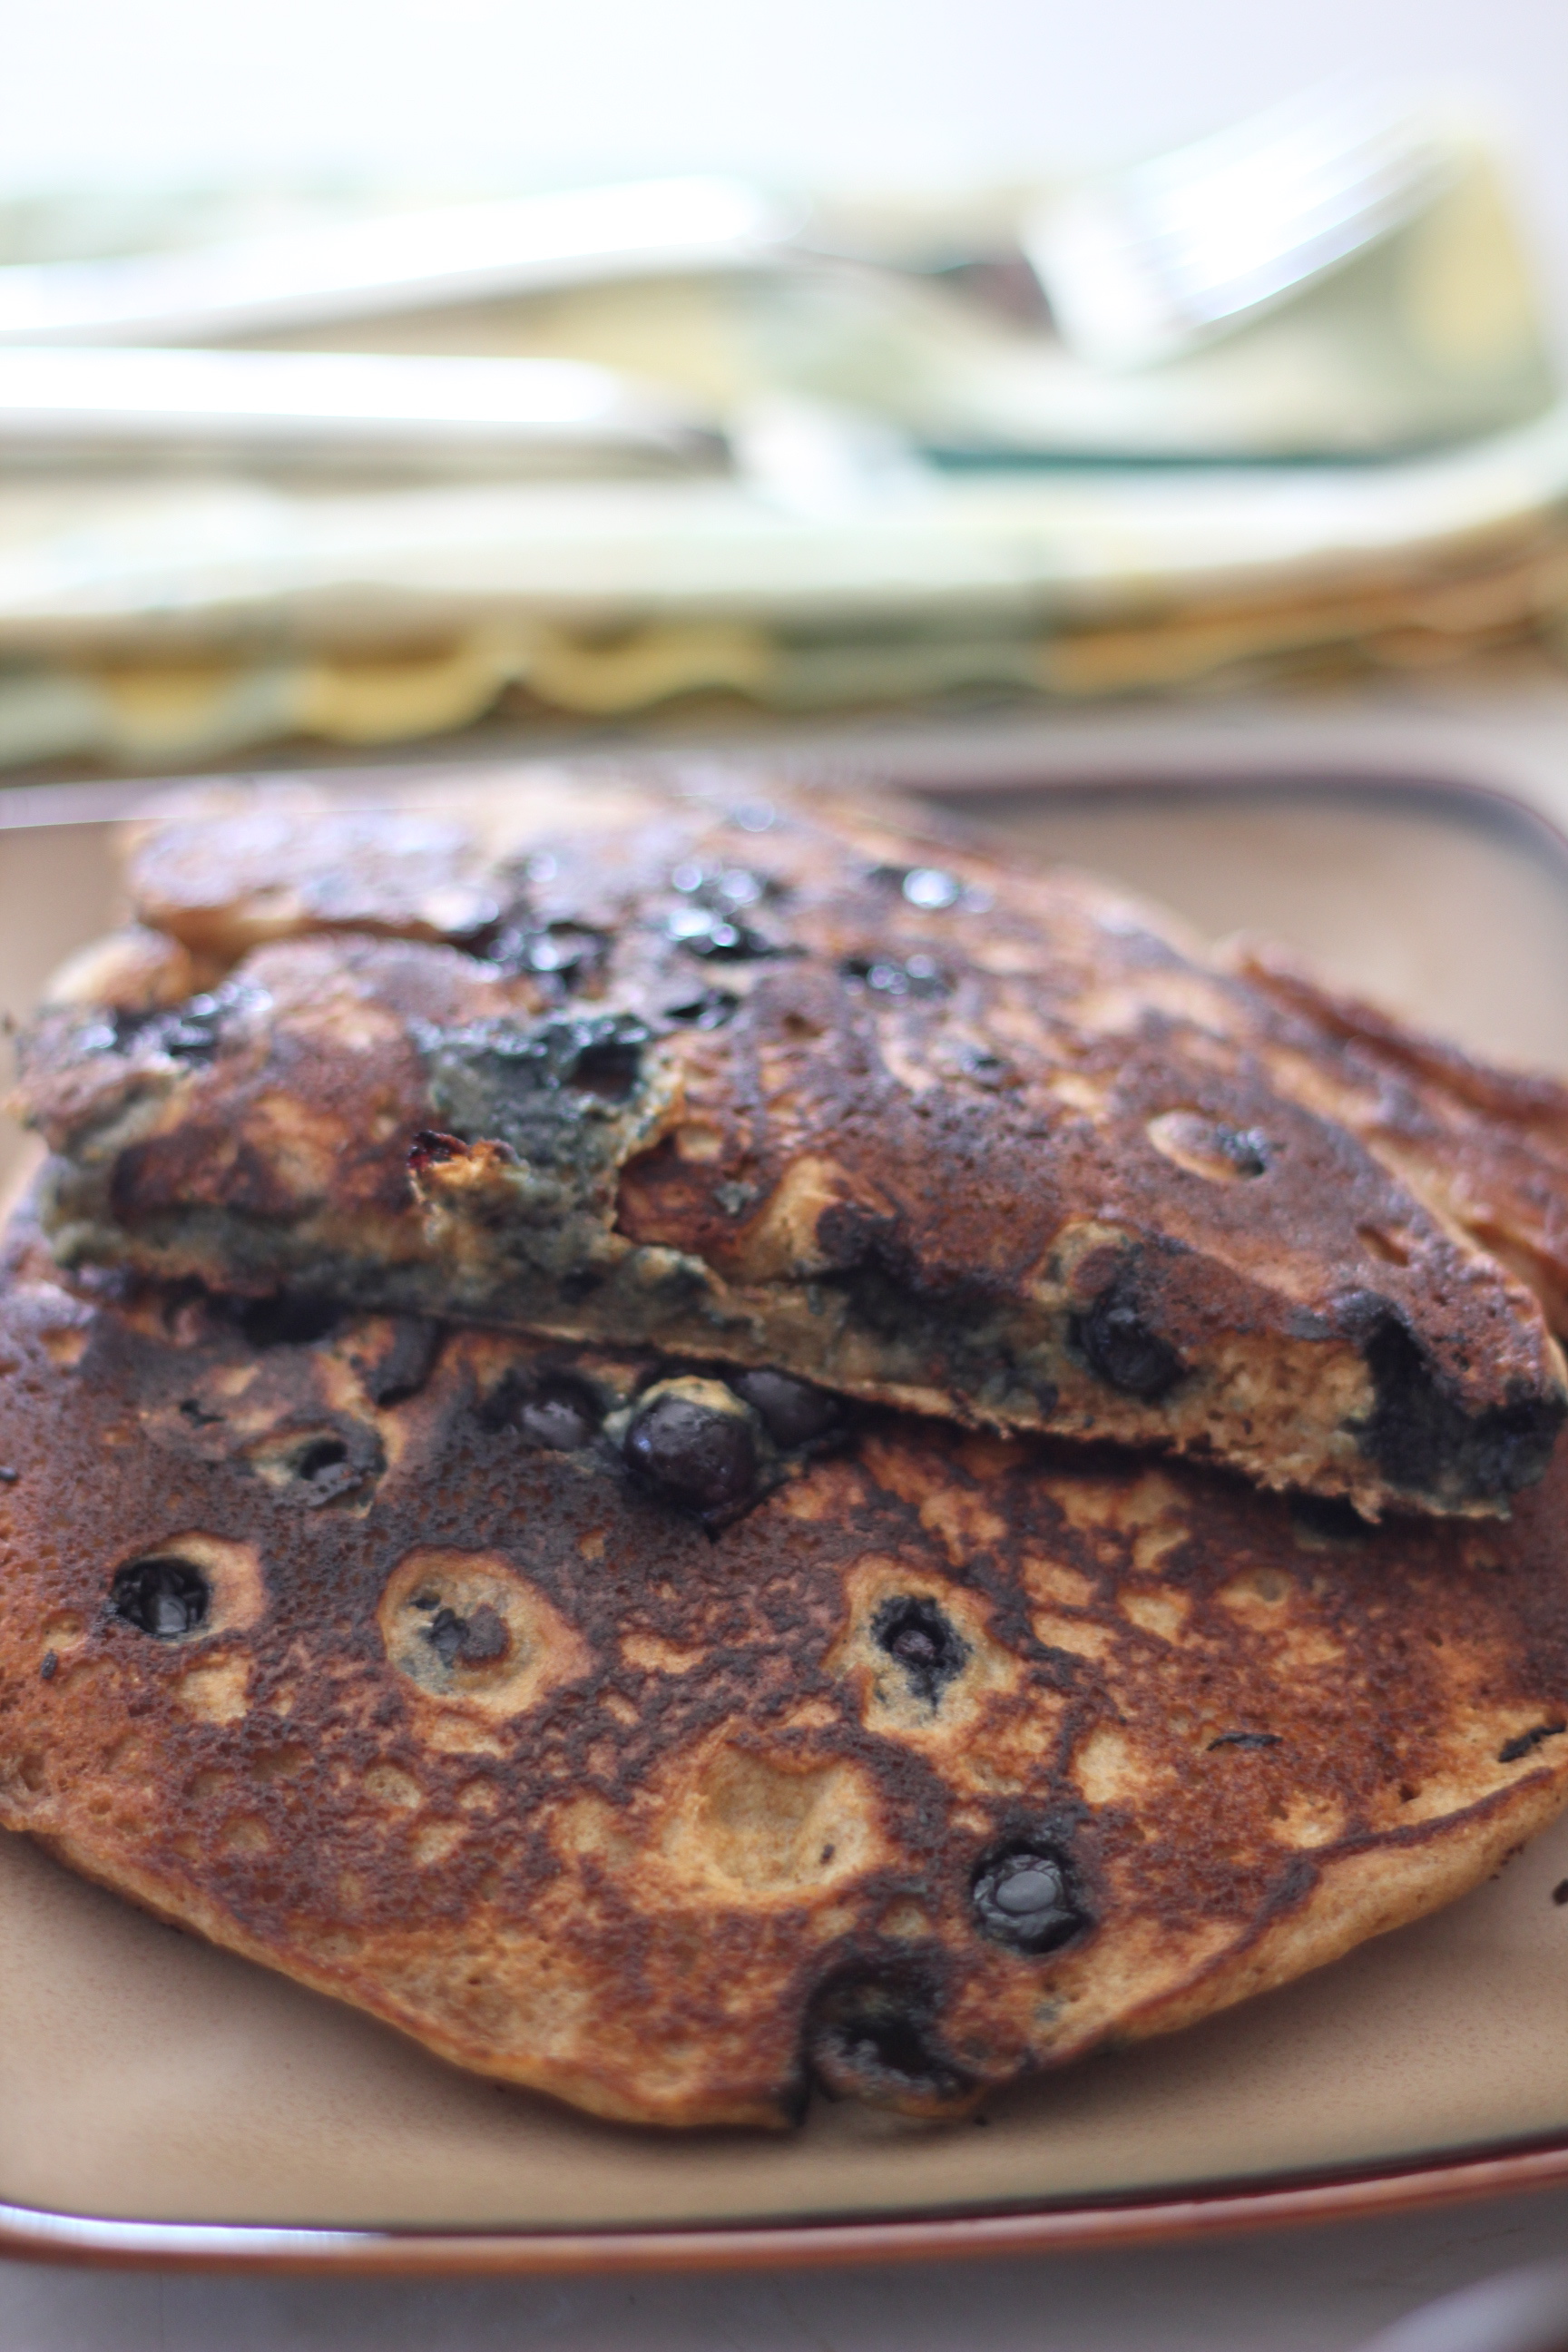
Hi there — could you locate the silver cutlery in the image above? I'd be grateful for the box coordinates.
[0,344,726,474]
[1024,84,1461,368]
[0,94,1463,365]
[0,177,793,348]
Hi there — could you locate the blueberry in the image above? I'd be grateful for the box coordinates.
[730,1367,839,1448]
[972,1843,1085,1956]
[1073,1286,1183,1401]
[426,1602,510,1670]
[808,1973,971,2107]
[623,1392,757,1514]
[111,1556,210,1640]
[873,1594,968,1704]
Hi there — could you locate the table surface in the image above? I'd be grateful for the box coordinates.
[12,667,1568,2348]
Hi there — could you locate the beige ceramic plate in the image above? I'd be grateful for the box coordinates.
[5,759,1568,2273]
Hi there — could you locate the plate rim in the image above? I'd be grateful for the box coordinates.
[8,741,1568,2275]
[5,2139,1568,2275]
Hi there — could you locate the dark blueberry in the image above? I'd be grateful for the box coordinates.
[1357,1315,1565,1503]
[1208,1730,1281,1751]
[956,1044,1009,1088]
[1552,1879,1568,1906]
[289,1436,362,1504]
[1212,1124,1270,1178]
[0,1465,19,1484]
[663,988,740,1030]
[971,1843,1085,1956]
[106,978,264,1064]
[111,1555,210,1641]
[623,1393,758,1515]
[866,862,958,908]
[235,1293,342,1349]
[900,867,962,910]
[485,922,606,990]
[730,1367,840,1448]
[178,1396,223,1427]
[1072,1286,1183,1401]
[808,1974,971,2107]
[839,952,948,999]
[872,1594,968,1704]
[39,1650,57,1681]
[426,1603,510,1671]
[670,862,777,906]
[1499,1721,1567,1764]
[666,905,782,961]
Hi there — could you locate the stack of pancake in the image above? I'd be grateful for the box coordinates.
[3,766,1568,2130]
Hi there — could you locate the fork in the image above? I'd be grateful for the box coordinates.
[0,93,1461,365]
[1023,84,1462,368]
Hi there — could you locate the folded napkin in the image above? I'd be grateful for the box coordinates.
[0,125,1561,771]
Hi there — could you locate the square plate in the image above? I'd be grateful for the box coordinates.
[6,755,1568,2274]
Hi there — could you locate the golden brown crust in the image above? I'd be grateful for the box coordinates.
[3,1206,1568,2128]
[14,769,1568,1516]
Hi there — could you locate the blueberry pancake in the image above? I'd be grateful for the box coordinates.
[2,1207,1567,2130]
[15,770,1568,1519]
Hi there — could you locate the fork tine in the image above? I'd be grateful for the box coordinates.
[1026,85,1460,366]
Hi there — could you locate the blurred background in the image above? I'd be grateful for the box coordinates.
[2,0,1568,778]
[0,0,1563,260]
[7,2,1568,1061]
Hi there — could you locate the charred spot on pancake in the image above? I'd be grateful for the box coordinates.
[622,1380,759,1523]
[111,1554,211,1640]
[1208,1730,1281,1751]
[234,1292,342,1349]
[408,1128,466,1175]
[839,953,948,999]
[971,1841,1086,1956]
[873,1595,968,1705]
[1357,1313,1566,1502]
[476,1368,603,1450]
[662,987,740,1030]
[1071,1283,1184,1401]
[807,1971,973,2112]
[729,1367,840,1448]
[1498,1721,1567,1764]
[422,1600,512,1671]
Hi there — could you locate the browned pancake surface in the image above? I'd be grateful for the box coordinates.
[1,1212,1566,2128]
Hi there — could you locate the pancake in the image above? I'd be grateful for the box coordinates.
[2,1206,1567,2130]
[14,769,1567,1519]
